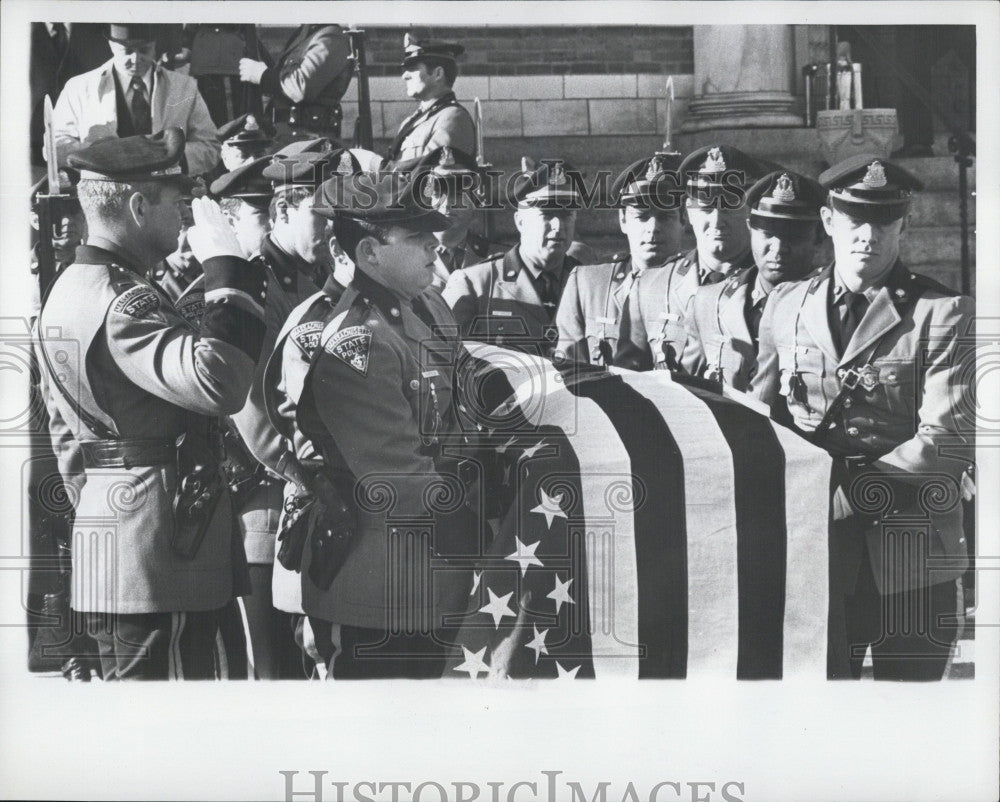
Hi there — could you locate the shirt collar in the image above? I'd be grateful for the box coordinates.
[114,63,154,95]
[750,270,770,305]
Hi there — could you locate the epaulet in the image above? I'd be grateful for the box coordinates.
[722,272,745,297]
[611,252,629,265]
[108,266,162,320]
[908,270,960,298]
[288,292,337,357]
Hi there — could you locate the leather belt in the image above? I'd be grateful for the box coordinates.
[81,439,176,469]
[273,103,342,125]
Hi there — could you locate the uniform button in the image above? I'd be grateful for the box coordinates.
[847,426,860,437]
[887,373,896,381]
[959,537,966,545]
[390,308,400,317]
[282,277,292,286]
[843,398,852,408]
[409,379,420,390]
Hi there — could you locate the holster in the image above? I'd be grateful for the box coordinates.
[171,430,224,560]
[219,422,265,510]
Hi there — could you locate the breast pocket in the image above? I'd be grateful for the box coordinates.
[873,358,918,423]
[651,314,686,367]
[777,345,829,419]
[585,317,615,363]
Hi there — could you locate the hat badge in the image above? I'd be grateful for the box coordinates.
[439,147,455,168]
[862,161,887,189]
[338,151,354,175]
[646,155,666,181]
[245,115,259,132]
[703,147,727,172]
[549,162,567,186]
[521,156,536,176]
[771,173,797,202]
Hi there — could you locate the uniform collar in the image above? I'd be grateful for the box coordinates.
[74,238,146,273]
[504,246,576,283]
[749,268,769,305]
[831,261,905,305]
[261,234,314,290]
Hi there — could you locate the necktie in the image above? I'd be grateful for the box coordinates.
[537,271,558,317]
[837,291,869,355]
[615,270,653,370]
[130,77,152,135]
[747,294,767,343]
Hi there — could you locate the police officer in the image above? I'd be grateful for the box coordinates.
[750,155,975,680]
[35,128,268,680]
[443,159,583,357]
[682,169,826,390]
[275,172,473,678]
[174,147,361,679]
[658,145,766,369]
[217,112,274,172]
[239,25,352,144]
[554,151,686,370]
[384,34,477,166]
[407,145,483,282]
[211,155,272,257]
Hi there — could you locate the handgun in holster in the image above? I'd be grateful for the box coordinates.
[219,421,265,509]
[275,458,357,590]
[171,427,224,559]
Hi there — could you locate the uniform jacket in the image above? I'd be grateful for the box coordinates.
[52,59,220,176]
[750,261,975,592]
[681,265,766,391]
[290,274,471,629]
[443,247,579,358]
[174,236,318,564]
[555,253,682,370]
[262,25,352,111]
[386,92,477,164]
[35,241,266,613]
[661,248,755,370]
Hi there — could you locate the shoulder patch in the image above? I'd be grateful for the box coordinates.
[324,325,373,376]
[291,321,325,357]
[175,291,205,325]
[112,284,160,319]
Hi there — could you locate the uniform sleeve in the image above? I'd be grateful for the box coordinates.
[263,26,351,104]
[748,286,782,411]
[105,256,267,416]
[680,294,708,377]
[276,333,319,470]
[879,294,975,480]
[32,331,84,498]
[426,106,477,156]
[310,331,439,517]
[441,269,480,339]
[553,267,588,363]
[181,81,221,176]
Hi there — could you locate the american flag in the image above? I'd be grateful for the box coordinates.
[446,343,833,680]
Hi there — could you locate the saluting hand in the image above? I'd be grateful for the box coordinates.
[239,58,268,84]
[188,197,246,262]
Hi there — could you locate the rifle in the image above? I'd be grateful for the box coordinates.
[471,97,496,259]
[345,27,373,151]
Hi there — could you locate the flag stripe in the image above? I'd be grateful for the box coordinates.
[685,383,788,679]
[567,373,688,678]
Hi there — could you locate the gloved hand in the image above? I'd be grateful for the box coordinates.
[188,197,246,262]
[239,58,268,84]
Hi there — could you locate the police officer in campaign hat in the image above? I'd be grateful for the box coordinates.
[273,172,474,678]
[217,112,274,172]
[682,169,826,391]
[555,151,686,370]
[384,34,477,166]
[750,154,975,680]
[34,128,268,680]
[210,155,273,257]
[658,145,767,369]
[443,158,584,357]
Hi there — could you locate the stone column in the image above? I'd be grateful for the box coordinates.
[681,25,803,131]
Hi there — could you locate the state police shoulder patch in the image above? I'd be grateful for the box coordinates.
[290,321,325,358]
[324,325,373,376]
[175,291,205,326]
[112,285,160,319]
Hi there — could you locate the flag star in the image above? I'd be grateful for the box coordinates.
[547,575,575,613]
[525,625,549,664]
[530,487,567,529]
[505,537,544,576]
[479,587,517,628]
[453,645,490,679]
[496,436,517,454]
[519,440,546,461]
[555,661,580,679]
[470,571,482,596]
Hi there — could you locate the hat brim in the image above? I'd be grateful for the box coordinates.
[828,195,910,224]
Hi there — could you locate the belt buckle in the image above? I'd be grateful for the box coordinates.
[838,367,861,390]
